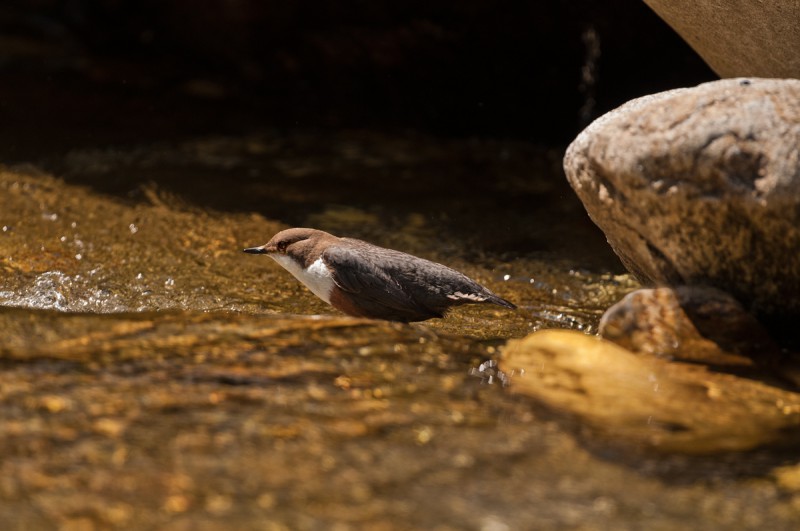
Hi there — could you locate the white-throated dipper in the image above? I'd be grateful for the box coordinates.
[244,228,516,322]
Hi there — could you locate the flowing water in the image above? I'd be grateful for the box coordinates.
[1,130,799,529]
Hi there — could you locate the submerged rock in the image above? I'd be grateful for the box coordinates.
[563,78,800,337]
[502,329,800,454]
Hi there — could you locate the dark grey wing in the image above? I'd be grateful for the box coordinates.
[327,242,515,319]
[322,246,443,322]
[386,254,516,311]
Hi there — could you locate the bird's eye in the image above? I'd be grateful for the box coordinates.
[277,241,288,252]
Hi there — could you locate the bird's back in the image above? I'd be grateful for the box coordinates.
[325,239,514,322]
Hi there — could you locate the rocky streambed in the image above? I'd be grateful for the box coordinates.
[1,119,800,529]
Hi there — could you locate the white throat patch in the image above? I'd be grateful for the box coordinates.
[271,255,335,304]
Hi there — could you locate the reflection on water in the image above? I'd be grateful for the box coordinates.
[1,133,799,529]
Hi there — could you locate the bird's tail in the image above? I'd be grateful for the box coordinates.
[487,293,516,310]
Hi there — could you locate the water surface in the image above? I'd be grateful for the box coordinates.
[1,132,798,529]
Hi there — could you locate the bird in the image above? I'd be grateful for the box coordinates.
[243,228,516,322]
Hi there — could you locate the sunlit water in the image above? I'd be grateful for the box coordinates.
[1,133,798,529]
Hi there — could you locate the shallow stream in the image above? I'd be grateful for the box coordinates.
[2,130,799,529]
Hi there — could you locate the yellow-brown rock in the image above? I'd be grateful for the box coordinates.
[502,329,800,454]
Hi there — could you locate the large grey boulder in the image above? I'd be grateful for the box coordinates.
[643,0,800,78]
[563,78,800,331]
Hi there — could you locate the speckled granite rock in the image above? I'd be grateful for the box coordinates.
[563,78,800,335]
[643,0,800,78]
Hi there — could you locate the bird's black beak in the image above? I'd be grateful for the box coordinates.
[243,246,268,254]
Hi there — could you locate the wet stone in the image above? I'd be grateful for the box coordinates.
[599,285,780,367]
[502,329,800,454]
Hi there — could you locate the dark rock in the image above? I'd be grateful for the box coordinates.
[599,285,779,366]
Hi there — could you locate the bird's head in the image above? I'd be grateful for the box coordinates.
[244,228,331,263]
